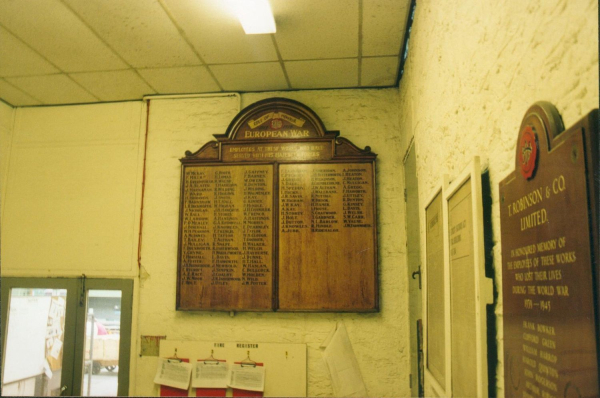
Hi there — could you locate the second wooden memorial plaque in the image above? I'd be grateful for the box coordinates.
[177,98,378,312]
[500,103,599,397]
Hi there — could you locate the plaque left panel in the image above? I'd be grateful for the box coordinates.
[177,164,274,311]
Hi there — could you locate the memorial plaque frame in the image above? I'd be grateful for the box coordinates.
[423,178,450,396]
[443,157,493,398]
[499,102,599,397]
[176,98,378,312]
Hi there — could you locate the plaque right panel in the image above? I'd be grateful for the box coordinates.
[278,163,377,311]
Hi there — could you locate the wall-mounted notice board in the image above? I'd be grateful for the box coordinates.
[177,98,378,312]
[500,103,599,397]
[423,178,449,396]
[158,340,307,397]
[443,157,493,398]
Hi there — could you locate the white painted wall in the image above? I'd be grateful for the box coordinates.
[1,102,145,277]
[1,100,15,221]
[135,89,409,397]
[396,0,599,396]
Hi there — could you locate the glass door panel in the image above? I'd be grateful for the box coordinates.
[2,278,132,397]
[81,290,122,397]
[2,288,68,396]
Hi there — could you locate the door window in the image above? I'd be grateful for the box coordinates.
[1,278,132,397]
[2,289,68,396]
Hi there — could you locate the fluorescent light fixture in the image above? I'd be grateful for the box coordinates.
[231,0,276,34]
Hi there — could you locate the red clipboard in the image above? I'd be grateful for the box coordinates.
[195,358,227,397]
[160,358,189,397]
[231,362,264,398]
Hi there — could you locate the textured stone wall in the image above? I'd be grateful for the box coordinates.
[396,0,599,395]
[135,89,410,397]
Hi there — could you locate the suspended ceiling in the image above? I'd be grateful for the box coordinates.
[0,0,411,107]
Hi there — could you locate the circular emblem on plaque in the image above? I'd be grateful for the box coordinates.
[518,125,538,179]
[270,118,283,129]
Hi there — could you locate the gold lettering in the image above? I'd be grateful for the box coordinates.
[541,338,556,349]
[509,187,544,217]
[513,286,527,294]
[523,332,539,344]
[536,285,554,296]
[556,285,569,296]
[552,175,566,195]
[555,251,576,264]
[537,324,555,336]
[520,208,548,231]
[523,321,536,330]
[522,355,537,368]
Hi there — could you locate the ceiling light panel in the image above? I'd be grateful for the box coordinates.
[0,0,127,72]
[271,0,359,60]
[5,75,98,105]
[362,0,409,56]
[285,59,358,89]
[137,66,221,94]
[69,70,156,101]
[62,0,201,68]
[0,26,59,77]
[229,0,276,34]
[163,0,278,64]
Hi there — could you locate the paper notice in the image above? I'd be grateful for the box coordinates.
[154,358,193,390]
[43,359,53,379]
[227,364,265,392]
[192,361,229,388]
[50,339,63,359]
[320,323,367,397]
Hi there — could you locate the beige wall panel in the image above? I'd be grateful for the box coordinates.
[1,102,144,277]
[0,101,15,221]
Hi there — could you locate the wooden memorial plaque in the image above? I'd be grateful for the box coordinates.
[177,98,378,311]
[500,102,599,397]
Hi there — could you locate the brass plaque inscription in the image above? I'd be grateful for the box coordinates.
[178,164,273,310]
[177,98,378,312]
[426,190,445,387]
[221,142,332,162]
[278,163,377,311]
[500,104,599,396]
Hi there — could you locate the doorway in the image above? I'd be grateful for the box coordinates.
[404,144,423,397]
[1,277,133,396]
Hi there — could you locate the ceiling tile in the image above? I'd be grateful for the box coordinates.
[0,26,59,77]
[271,0,359,60]
[210,63,288,91]
[138,66,221,94]
[0,0,127,72]
[286,59,358,89]
[162,0,278,64]
[62,0,201,68]
[0,79,42,106]
[70,70,156,101]
[361,57,399,86]
[362,0,409,56]
[6,75,98,105]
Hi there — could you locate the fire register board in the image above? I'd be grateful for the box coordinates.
[176,98,378,312]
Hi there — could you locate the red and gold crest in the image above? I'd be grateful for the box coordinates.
[270,118,283,129]
[518,125,538,179]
